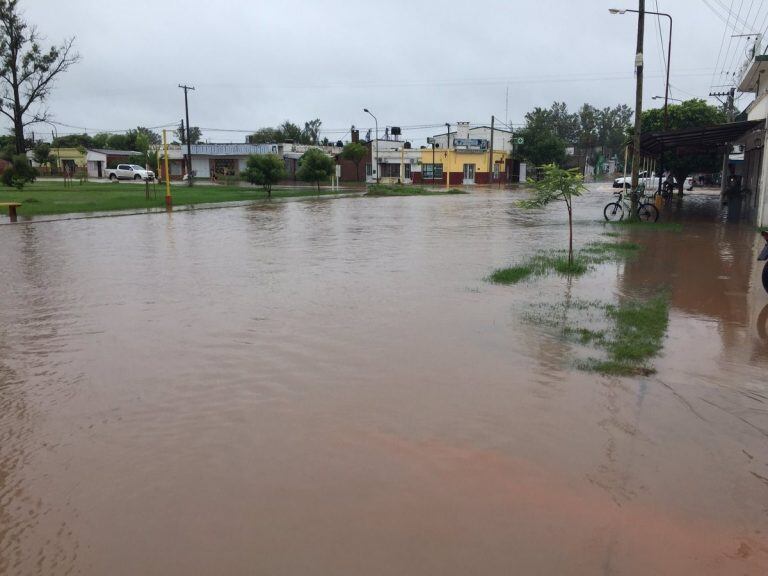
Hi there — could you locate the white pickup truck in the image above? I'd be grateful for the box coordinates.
[105,164,155,181]
[613,170,692,191]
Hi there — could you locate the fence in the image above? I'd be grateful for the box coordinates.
[36,166,88,179]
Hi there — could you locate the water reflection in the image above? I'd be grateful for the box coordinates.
[0,188,766,575]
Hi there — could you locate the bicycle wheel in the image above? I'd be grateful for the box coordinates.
[603,202,624,222]
[637,202,659,222]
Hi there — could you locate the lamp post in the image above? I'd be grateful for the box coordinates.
[610,7,672,131]
[652,95,681,103]
[37,119,60,176]
[363,108,379,183]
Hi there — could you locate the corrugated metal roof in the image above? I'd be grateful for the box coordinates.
[639,120,762,157]
[89,149,142,156]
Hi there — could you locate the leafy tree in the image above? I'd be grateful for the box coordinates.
[302,118,322,145]
[340,141,367,181]
[249,127,282,144]
[577,104,598,152]
[240,154,285,198]
[639,99,726,194]
[516,126,566,166]
[105,133,129,150]
[519,164,586,266]
[1,152,36,189]
[33,141,53,165]
[175,121,202,145]
[0,0,80,153]
[279,121,302,143]
[135,126,160,146]
[297,148,334,191]
[91,132,110,149]
[596,104,633,158]
[52,133,93,148]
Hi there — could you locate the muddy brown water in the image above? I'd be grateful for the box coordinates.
[1,186,767,575]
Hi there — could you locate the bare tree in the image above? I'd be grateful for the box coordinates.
[0,0,80,153]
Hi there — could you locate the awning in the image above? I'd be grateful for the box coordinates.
[639,120,763,157]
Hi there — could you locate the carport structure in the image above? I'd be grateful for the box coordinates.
[637,120,767,225]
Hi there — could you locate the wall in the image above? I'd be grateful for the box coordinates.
[191,157,210,178]
[431,127,513,153]
[419,149,507,176]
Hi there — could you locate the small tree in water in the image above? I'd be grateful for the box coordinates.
[297,148,334,192]
[519,164,586,267]
[241,154,286,198]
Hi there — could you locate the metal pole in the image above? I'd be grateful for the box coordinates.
[163,129,171,207]
[631,1,645,219]
[445,122,450,189]
[489,115,495,186]
[179,84,195,187]
[363,109,379,184]
[662,13,672,131]
[432,141,435,183]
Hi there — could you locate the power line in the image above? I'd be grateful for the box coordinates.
[720,0,745,78]
[709,0,734,89]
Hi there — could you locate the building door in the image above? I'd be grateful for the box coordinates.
[463,163,475,185]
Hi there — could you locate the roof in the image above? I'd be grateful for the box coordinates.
[436,125,513,137]
[189,143,278,156]
[639,120,762,157]
[88,149,142,156]
[738,54,768,92]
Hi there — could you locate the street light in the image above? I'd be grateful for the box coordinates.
[363,108,379,183]
[36,119,60,176]
[609,7,672,130]
[652,95,682,102]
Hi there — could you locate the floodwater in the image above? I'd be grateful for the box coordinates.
[0,186,766,575]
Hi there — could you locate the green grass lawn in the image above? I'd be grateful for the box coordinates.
[365,184,466,197]
[0,181,349,217]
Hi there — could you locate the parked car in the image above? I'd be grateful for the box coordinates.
[613,170,693,191]
[105,164,155,181]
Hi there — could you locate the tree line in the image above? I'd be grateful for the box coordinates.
[248,119,326,145]
[515,102,633,167]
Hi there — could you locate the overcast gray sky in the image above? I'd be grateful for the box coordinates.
[15,0,765,144]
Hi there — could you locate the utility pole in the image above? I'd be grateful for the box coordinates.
[711,88,736,200]
[445,123,450,189]
[488,115,495,186]
[630,1,645,218]
[178,84,195,187]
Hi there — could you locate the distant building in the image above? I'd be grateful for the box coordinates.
[430,122,514,154]
[158,142,280,181]
[28,147,142,178]
[734,51,768,225]
[365,139,421,184]
[86,149,143,179]
[421,122,510,185]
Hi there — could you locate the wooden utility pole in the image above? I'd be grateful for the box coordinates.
[179,84,195,187]
[630,1,645,218]
[488,115,495,186]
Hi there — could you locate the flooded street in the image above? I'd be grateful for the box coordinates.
[1,186,767,575]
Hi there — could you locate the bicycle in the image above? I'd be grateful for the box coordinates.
[603,184,660,222]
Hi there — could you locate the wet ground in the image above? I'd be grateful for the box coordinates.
[0,184,766,575]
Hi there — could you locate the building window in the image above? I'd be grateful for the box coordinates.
[423,163,443,179]
[380,163,402,178]
[366,163,372,177]
[493,163,500,178]
[404,164,411,179]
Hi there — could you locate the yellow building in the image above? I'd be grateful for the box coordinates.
[419,147,507,185]
[27,146,87,172]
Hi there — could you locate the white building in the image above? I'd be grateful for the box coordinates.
[365,138,421,184]
[736,52,768,226]
[430,122,514,153]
